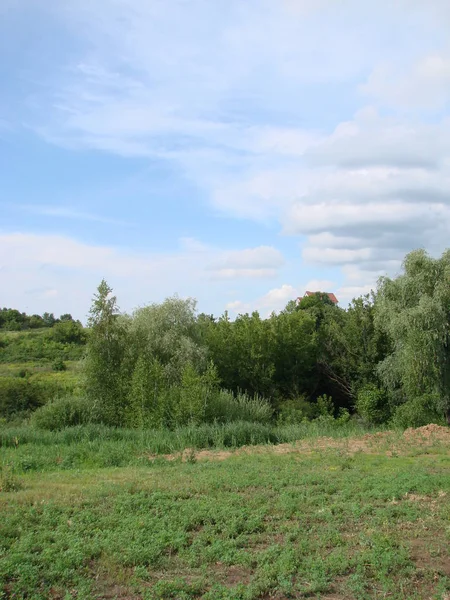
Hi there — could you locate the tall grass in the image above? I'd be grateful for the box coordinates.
[205,389,273,423]
[0,419,381,474]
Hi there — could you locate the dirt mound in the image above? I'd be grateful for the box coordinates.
[403,423,450,442]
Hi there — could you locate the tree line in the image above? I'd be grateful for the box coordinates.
[0,309,78,331]
[82,249,450,429]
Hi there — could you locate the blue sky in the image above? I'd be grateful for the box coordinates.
[1,0,450,321]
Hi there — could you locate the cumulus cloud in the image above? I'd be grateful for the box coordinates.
[226,279,336,317]
[4,0,450,307]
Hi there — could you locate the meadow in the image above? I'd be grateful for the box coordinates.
[1,256,450,599]
[1,424,449,599]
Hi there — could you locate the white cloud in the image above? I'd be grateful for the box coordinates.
[0,233,286,319]
[5,0,450,306]
[226,279,337,317]
[361,55,450,110]
[20,205,132,226]
[208,246,285,279]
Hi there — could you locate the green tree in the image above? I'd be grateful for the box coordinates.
[376,249,450,424]
[85,280,128,426]
[129,295,208,385]
[42,312,57,327]
[59,313,74,322]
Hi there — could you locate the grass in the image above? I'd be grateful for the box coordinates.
[0,428,449,599]
[0,420,378,472]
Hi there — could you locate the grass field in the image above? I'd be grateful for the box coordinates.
[1,425,449,599]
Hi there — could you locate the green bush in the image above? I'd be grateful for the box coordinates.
[31,396,94,431]
[0,376,79,421]
[0,378,46,419]
[391,395,443,429]
[356,384,391,424]
[52,358,67,372]
[315,394,335,417]
[276,396,314,424]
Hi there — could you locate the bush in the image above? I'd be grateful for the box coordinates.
[51,321,87,345]
[276,396,314,424]
[356,384,391,424]
[0,378,46,419]
[205,389,273,424]
[31,396,94,431]
[52,359,67,372]
[315,394,335,417]
[0,464,22,492]
[391,394,443,429]
[0,376,79,421]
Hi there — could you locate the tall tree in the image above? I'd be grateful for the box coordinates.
[376,249,450,424]
[85,280,128,426]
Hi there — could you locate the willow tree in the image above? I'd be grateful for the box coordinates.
[376,249,450,424]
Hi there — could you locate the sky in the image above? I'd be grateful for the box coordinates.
[1,0,450,321]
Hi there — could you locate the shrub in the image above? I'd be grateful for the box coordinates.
[356,384,391,424]
[51,321,87,345]
[0,377,79,421]
[315,394,335,417]
[0,464,22,492]
[0,378,46,419]
[391,394,443,429]
[276,396,314,424]
[30,396,94,430]
[52,358,67,372]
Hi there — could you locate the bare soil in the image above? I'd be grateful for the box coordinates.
[145,424,450,463]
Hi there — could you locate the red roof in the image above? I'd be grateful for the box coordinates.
[297,291,338,304]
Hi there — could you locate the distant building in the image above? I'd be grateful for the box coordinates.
[296,291,339,305]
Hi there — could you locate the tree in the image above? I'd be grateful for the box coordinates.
[42,312,56,327]
[59,313,74,322]
[376,249,450,424]
[129,295,208,385]
[85,280,128,426]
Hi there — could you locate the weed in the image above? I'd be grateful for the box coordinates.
[0,463,22,492]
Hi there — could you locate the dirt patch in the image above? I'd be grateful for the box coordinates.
[409,536,450,577]
[403,424,450,443]
[210,562,252,587]
[142,425,449,464]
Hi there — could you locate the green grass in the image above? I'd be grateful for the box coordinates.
[1,430,449,599]
[0,420,378,472]
[0,361,82,376]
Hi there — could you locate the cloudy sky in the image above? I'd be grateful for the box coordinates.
[1,1,450,320]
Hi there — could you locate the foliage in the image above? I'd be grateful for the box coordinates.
[376,249,450,423]
[205,389,273,424]
[356,384,392,424]
[52,358,67,372]
[0,463,22,493]
[0,376,80,420]
[4,247,450,431]
[0,329,86,363]
[84,280,128,426]
[0,308,76,331]
[30,396,94,431]
[390,394,444,429]
[51,320,87,344]
[276,396,314,423]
